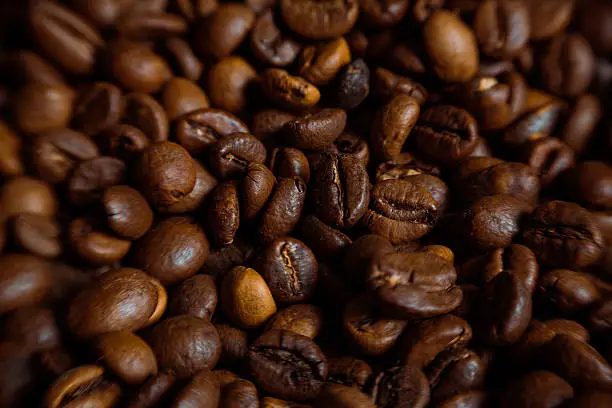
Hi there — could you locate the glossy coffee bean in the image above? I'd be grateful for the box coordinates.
[208,181,240,246]
[72,82,123,137]
[266,304,322,340]
[372,365,431,408]
[149,315,221,379]
[100,124,150,160]
[197,4,255,59]
[242,163,276,223]
[559,94,601,155]
[0,254,52,315]
[331,59,370,111]
[172,369,220,408]
[310,152,369,229]
[280,0,358,40]
[330,132,370,166]
[368,251,462,319]
[249,329,327,401]
[69,217,131,265]
[215,324,248,366]
[102,185,153,240]
[44,365,120,408]
[96,331,157,385]
[207,57,258,114]
[256,237,318,304]
[430,350,487,405]
[300,215,351,261]
[15,83,75,134]
[133,217,210,286]
[499,370,573,408]
[221,378,259,408]
[269,147,310,184]
[0,177,58,221]
[122,92,169,143]
[519,137,575,187]
[373,67,428,105]
[284,109,347,151]
[163,37,204,81]
[109,40,172,94]
[159,159,217,214]
[250,10,301,68]
[161,77,209,121]
[210,133,267,180]
[67,156,126,205]
[298,37,351,86]
[258,177,306,242]
[169,274,217,320]
[371,94,420,161]
[473,0,530,58]
[538,269,601,313]
[12,214,62,258]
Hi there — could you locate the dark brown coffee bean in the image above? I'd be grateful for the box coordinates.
[373,67,428,105]
[326,357,373,391]
[375,152,440,183]
[368,251,462,319]
[221,378,259,408]
[563,161,612,210]
[137,141,196,209]
[331,59,370,111]
[175,0,218,21]
[109,40,172,94]
[175,108,249,155]
[473,0,530,58]
[72,82,123,136]
[197,4,255,59]
[32,128,99,184]
[363,179,439,244]
[169,274,217,320]
[527,0,574,40]
[310,152,369,229]
[360,0,409,28]
[330,132,370,166]
[266,304,323,339]
[100,124,150,160]
[372,366,430,408]
[424,10,479,82]
[127,370,177,408]
[300,215,351,261]
[519,137,575,188]
[250,10,301,68]
[538,269,601,313]
[172,369,220,408]
[499,370,574,408]
[10,50,65,87]
[207,56,258,114]
[69,217,131,265]
[284,109,347,151]
[258,177,306,242]
[559,94,602,154]
[201,235,254,279]
[412,0,444,23]
[29,1,104,75]
[215,323,248,366]
[413,105,479,164]
[270,147,310,183]
[430,350,486,405]
[210,133,267,180]
[280,0,358,40]
[0,306,60,353]
[68,156,126,205]
[133,217,210,286]
[249,329,328,401]
[0,121,23,177]
[0,254,52,315]
[343,294,407,355]
[208,181,240,246]
[261,69,321,110]
[117,13,188,40]
[96,331,157,385]
[371,94,420,161]
[540,33,595,97]
[102,185,153,240]
[161,77,209,121]
[241,163,276,223]
[522,200,604,269]
[251,109,296,148]
[123,92,169,143]
[298,37,351,86]
[44,365,120,408]
[149,315,221,379]
[15,83,76,134]
[315,383,375,408]
[343,234,393,287]
[256,237,318,304]
[0,177,58,221]
[12,214,61,258]
[67,268,166,338]
[163,37,204,82]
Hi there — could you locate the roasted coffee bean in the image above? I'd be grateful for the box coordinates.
[0,306,60,353]
[67,268,166,338]
[360,0,409,28]
[12,214,61,258]
[249,329,327,401]
[116,13,187,40]
[372,366,431,408]
[109,40,172,94]
[284,109,347,151]
[161,77,209,121]
[331,59,370,111]
[256,237,318,304]
[72,82,123,136]
[250,10,301,68]
[100,124,150,160]
[15,83,76,134]
[538,269,601,313]
[522,200,604,269]
[44,365,120,408]
[300,215,351,260]
[210,133,267,180]
[10,50,65,87]
[368,251,462,319]
[0,121,23,177]
[161,159,217,214]
[221,378,259,408]
[221,266,277,328]
[589,299,612,333]
[133,217,210,286]
[208,181,240,246]
[502,93,564,148]
[499,370,574,408]
[215,324,248,366]
[258,177,306,242]
[96,331,157,385]
[412,105,479,164]
[172,369,220,408]
[67,156,126,205]
[326,357,373,391]
[0,254,52,315]
[175,0,218,21]
[315,383,375,408]
[122,92,169,143]
[430,350,487,405]
[363,179,439,243]
[371,94,420,161]
[473,0,530,58]
[270,147,310,183]
[69,217,131,264]
[201,235,254,279]
[102,185,152,240]
[197,4,255,59]
[330,132,370,165]
[71,0,132,27]
[169,274,218,320]
[207,57,258,114]
[0,176,58,221]
[519,137,574,187]
[175,108,249,155]
[266,304,322,340]
[343,234,393,287]
[527,0,574,40]
[261,69,321,110]
[241,163,276,223]
[563,161,612,210]
[424,10,479,82]
[559,94,601,155]
[280,0,358,40]
[30,1,104,75]
[298,37,351,86]
[343,294,407,355]
[375,152,440,182]
[163,37,204,81]
[310,152,369,229]
[149,315,221,379]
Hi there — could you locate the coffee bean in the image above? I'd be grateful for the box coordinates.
[0,120,23,177]
[373,67,428,105]
[327,357,373,391]
[172,369,220,407]
[32,128,99,184]
[270,147,310,183]
[250,10,301,68]
[330,132,370,165]
[0,306,60,353]
[221,378,259,407]
[123,92,169,143]
[71,0,130,28]
[261,69,321,110]
[207,57,258,114]
[563,161,612,210]
[412,0,444,23]
[315,383,375,408]
[175,0,218,21]
[499,371,573,408]
[473,0,530,58]
[538,269,601,313]
[241,163,276,223]
[12,214,62,258]
[371,94,420,161]
[69,217,131,265]
[215,324,248,366]
[368,251,462,319]
[197,4,255,59]
[207,181,240,246]
[175,108,249,155]
[96,331,157,385]
[67,156,126,205]
[72,82,123,136]
[284,109,347,151]
[109,40,172,94]
[559,94,602,154]
[300,215,352,260]
[280,0,358,40]
[298,37,351,86]
[256,237,318,304]
[522,200,604,269]
[519,137,575,187]
[249,329,327,401]
[375,152,440,182]
[163,37,204,82]
[149,315,221,379]
[424,10,479,82]
[210,133,267,180]
[266,304,322,339]
[0,177,58,221]
[44,365,120,408]
[169,274,217,320]
[343,234,393,287]
[132,216,210,286]
[102,185,153,240]
[430,350,486,405]
[15,83,75,134]
[10,50,65,87]
[161,77,209,121]
[527,0,574,40]
[0,254,52,315]
[258,177,306,242]
[372,366,430,408]
[361,0,409,28]
[116,13,188,40]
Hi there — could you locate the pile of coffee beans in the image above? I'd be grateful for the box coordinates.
[2,0,612,406]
